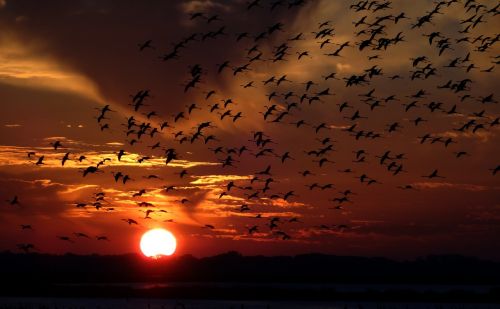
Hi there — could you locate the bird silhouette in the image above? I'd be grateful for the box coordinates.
[122,219,138,225]
[6,195,20,206]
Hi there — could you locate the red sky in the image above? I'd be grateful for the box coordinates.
[0,0,499,259]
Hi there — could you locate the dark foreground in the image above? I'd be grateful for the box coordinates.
[0,298,500,309]
[1,252,499,303]
[1,282,500,303]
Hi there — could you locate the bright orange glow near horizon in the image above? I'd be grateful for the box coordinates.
[140,228,177,258]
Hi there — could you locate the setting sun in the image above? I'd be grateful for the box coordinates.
[140,228,177,258]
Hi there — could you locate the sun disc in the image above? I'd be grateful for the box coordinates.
[140,228,176,258]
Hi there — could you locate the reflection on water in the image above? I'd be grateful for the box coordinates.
[0,298,499,309]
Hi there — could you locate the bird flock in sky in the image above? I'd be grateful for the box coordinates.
[7,0,500,253]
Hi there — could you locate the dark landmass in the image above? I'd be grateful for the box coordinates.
[1,251,499,302]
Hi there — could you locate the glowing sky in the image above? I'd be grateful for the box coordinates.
[0,0,499,259]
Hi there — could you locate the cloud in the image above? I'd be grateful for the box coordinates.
[190,174,252,185]
[180,0,232,14]
[0,144,219,169]
[0,34,104,102]
[413,182,497,192]
[439,130,497,143]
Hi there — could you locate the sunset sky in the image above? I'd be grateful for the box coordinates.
[0,0,499,259]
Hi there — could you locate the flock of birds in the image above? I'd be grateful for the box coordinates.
[6,0,500,254]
